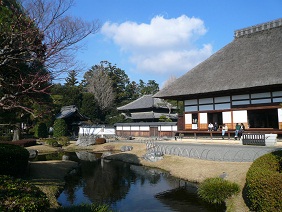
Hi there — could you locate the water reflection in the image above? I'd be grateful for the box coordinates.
[57,152,225,211]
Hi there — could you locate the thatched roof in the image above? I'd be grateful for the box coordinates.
[154,18,282,100]
[117,94,172,111]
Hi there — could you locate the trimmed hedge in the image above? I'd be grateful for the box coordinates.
[198,177,240,204]
[12,139,37,147]
[34,122,48,138]
[0,175,50,211]
[53,119,67,138]
[245,150,282,211]
[0,143,29,177]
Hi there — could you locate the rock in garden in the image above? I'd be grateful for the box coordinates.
[120,145,133,152]
[143,152,163,162]
[76,135,96,146]
[28,149,38,159]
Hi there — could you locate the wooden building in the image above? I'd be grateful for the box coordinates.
[115,95,178,137]
[117,94,178,122]
[154,19,282,135]
[115,122,177,138]
[56,105,89,136]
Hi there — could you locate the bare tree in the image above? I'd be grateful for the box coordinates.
[22,0,101,76]
[0,0,100,116]
[87,66,115,111]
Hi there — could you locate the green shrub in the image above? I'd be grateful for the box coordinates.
[56,203,112,212]
[0,143,29,177]
[53,119,67,138]
[0,175,50,211]
[0,134,12,141]
[57,136,70,146]
[44,138,59,147]
[198,177,240,204]
[245,150,282,211]
[34,122,48,138]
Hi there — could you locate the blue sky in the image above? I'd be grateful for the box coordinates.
[68,0,282,87]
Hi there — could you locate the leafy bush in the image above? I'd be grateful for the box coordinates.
[0,143,29,177]
[0,175,50,211]
[245,150,282,211]
[0,134,12,142]
[53,119,67,138]
[44,138,59,147]
[56,203,112,212]
[57,136,70,146]
[198,177,240,204]
[34,122,48,138]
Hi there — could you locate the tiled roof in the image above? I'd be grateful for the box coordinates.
[129,111,178,120]
[114,122,177,126]
[56,105,88,120]
[117,95,173,111]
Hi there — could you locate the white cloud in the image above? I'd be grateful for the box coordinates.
[101,15,212,76]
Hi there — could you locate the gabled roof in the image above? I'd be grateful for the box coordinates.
[114,122,177,126]
[56,105,88,120]
[154,18,282,100]
[117,94,173,111]
[129,111,178,120]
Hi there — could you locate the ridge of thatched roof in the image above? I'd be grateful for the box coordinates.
[154,18,282,100]
[117,94,171,111]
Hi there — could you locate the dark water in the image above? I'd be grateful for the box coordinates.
[54,151,225,212]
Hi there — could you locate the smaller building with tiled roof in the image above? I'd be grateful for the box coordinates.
[117,94,178,122]
[56,105,89,137]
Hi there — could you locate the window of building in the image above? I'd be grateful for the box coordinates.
[207,112,223,129]
[247,109,278,128]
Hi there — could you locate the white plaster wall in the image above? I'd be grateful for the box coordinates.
[233,110,247,123]
[223,111,232,123]
[200,113,207,124]
[278,108,282,122]
[185,114,192,124]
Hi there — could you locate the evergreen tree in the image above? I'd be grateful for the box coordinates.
[65,70,79,87]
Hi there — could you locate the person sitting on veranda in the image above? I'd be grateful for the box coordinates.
[208,123,214,131]
[222,124,228,139]
[214,122,219,131]
[234,123,240,140]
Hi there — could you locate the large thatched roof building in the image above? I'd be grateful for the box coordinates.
[154,18,282,134]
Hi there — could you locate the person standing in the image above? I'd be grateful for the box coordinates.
[222,124,228,139]
[234,123,240,140]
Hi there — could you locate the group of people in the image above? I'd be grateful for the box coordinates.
[234,123,245,140]
[221,123,245,140]
[208,122,245,140]
[208,122,219,131]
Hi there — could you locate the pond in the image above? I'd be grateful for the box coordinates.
[39,151,226,211]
